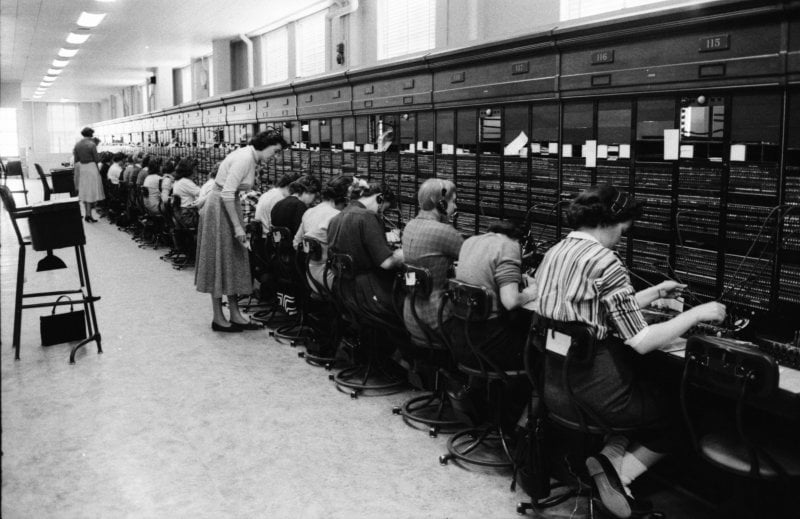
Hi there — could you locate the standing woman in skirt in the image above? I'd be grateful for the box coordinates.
[72,127,105,222]
[195,130,289,332]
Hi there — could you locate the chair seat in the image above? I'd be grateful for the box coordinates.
[457,362,527,380]
[700,431,800,479]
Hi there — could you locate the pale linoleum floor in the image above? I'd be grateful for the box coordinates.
[1,186,553,519]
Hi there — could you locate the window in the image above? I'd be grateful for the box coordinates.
[377,0,435,61]
[0,108,19,158]
[262,27,289,84]
[560,0,703,21]
[181,66,192,103]
[47,104,80,153]
[295,11,326,78]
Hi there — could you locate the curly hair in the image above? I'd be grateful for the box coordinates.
[566,184,645,228]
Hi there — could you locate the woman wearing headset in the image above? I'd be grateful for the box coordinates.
[401,179,462,348]
[532,184,726,518]
[327,178,405,331]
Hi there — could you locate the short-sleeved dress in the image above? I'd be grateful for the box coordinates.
[194,146,257,297]
[73,137,105,203]
[533,231,666,430]
[327,202,401,331]
[401,214,463,347]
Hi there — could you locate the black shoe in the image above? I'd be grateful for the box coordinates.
[586,454,653,518]
[230,320,264,331]
[211,321,241,333]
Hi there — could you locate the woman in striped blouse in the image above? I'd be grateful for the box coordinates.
[533,184,725,519]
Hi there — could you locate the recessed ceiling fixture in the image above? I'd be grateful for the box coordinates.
[47,68,63,75]
[77,12,106,28]
[43,75,58,81]
[66,31,91,45]
[58,48,79,58]
[52,59,70,67]
[40,82,53,87]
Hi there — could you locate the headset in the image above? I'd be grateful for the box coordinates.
[435,180,449,215]
[610,189,630,216]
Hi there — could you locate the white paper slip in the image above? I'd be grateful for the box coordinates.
[545,330,571,357]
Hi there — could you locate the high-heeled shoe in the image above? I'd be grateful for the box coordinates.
[84,215,97,223]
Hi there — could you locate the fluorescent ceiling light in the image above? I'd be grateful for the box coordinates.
[77,12,106,28]
[58,48,79,58]
[52,59,70,67]
[40,82,53,87]
[47,68,63,75]
[43,75,58,81]
[67,32,91,45]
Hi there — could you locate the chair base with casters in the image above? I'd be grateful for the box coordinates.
[438,365,524,468]
[392,364,468,438]
[329,332,406,399]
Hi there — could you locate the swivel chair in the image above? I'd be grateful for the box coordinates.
[34,164,53,201]
[392,264,468,437]
[679,335,800,516]
[438,279,528,469]
[267,226,315,345]
[2,160,29,205]
[518,317,658,517]
[327,252,406,398]
[166,195,197,270]
[296,236,341,368]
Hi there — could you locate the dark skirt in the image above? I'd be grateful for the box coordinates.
[543,337,669,432]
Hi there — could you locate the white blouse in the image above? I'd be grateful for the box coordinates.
[216,146,258,201]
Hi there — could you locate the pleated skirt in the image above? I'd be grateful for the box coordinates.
[75,162,105,203]
[194,189,252,297]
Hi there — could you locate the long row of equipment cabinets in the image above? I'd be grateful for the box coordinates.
[95,0,800,339]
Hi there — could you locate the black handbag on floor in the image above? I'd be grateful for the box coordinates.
[40,295,87,346]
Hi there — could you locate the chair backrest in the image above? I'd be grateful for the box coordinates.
[34,164,52,201]
[446,279,492,322]
[441,279,503,377]
[0,183,18,213]
[680,335,784,478]
[404,264,438,348]
[528,315,614,434]
[301,237,332,298]
[0,184,28,245]
[5,160,23,178]
[328,252,359,325]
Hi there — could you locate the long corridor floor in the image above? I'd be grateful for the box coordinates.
[1,193,526,519]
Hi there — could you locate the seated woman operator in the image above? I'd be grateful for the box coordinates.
[402,179,462,347]
[270,175,321,237]
[532,184,726,519]
[327,179,405,333]
[293,175,353,294]
[445,220,539,371]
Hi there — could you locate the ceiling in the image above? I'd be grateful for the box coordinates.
[1,0,324,103]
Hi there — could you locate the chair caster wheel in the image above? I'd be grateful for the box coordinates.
[429,427,438,438]
[328,374,335,381]
[298,352,305,358]
[269,331,275,337]
[516,503,531,515]
[439,455,449,465]
[350,391,358,399]
[324,363,332,371]
[392,406,401,415]
[290,341,297,347]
